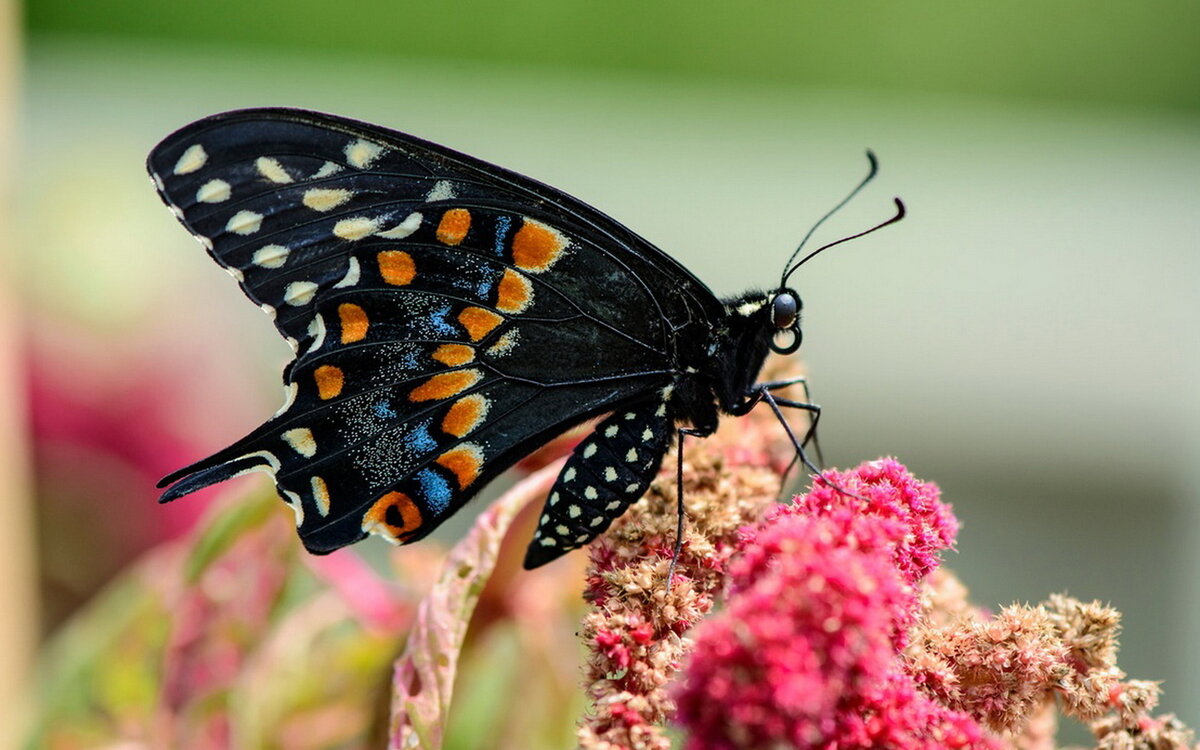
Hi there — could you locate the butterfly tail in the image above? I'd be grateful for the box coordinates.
[157,445,279,503]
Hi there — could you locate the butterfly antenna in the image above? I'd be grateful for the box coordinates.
[781,197,906,285]
[777,149,883,283]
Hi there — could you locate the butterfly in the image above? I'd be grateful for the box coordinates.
[149,108,903,569]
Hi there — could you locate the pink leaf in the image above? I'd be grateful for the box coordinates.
[388,462,559,749]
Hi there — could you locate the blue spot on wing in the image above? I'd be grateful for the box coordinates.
[407,420,437,454]
[430,304,455,336]
[373,400,397,419]
[398,348,419,371]
[494,215,511,256]
[417,469,452,514]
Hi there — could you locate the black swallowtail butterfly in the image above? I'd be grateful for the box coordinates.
[149,108,903,569]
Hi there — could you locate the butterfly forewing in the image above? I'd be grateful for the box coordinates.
[150,109,722,558]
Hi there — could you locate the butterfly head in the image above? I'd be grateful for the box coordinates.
[768,288,803,354]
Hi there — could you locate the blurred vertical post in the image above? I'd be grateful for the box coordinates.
[0,1,36,748]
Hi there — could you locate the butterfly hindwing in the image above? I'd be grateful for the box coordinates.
[150,109,725,558]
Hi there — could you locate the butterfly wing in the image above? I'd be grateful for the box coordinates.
[149,108,723,553]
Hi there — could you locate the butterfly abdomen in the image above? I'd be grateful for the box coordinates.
[524,391,676,568]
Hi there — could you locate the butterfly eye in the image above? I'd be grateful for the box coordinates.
[771,292,799,329]
[770,325,802,354]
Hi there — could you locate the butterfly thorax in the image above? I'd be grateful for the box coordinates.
[666,290,785,436]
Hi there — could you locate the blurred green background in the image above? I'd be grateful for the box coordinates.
[13,0,1200,740]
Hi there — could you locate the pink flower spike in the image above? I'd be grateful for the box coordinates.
[675,459,998,750]
[792,457,959,586]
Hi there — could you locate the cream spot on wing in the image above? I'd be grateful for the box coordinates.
[485,330,520,357]
[583,443,597,458]
[575,534,589,543]
[285,337,300,353]
[252,244,289,268]
[255,156,293,183]
[345,138,384,168]
[604,467,617,482]
[282,428,317,457]
[281,488,305,526]
[303,188,353,212]
[314,161,343,179]
[311,476,331,516]
[568,505,581,519]
[173,144,207,174]
[642,428,654,442]
[563,467,576,482]
[333,216,381,240]
[273,382,298,417]
[233,449,282,476]
[540,537,557,547]
[333,257,360,288]
[549,491,560,506]
[306,314,326,352]
[377,211,423,239]
[555,524,570,536]
[426,180,454,202]
[260,303,277,320]
[605,500,620,511]
[590,516,604,527]
[604,425,619,438]
[626,448,638,463]
[656,403,667,417]
[224,266,244,282]
[625,483,639,493]
[284,281,319,306]
[226,210,263,235]
[584,486,598,500]
[196,179,231,203]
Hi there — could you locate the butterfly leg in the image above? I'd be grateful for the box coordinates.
[758,376,825,467]
[747,375,823,498]
[668,426,708,585]
[759,389,866,502]
[769,396,822,500]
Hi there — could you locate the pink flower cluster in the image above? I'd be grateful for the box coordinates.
[674,458,997,750]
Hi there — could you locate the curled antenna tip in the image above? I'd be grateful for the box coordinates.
[865,149,878,172]
[892,197,906,218]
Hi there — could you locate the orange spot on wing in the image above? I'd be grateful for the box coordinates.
[313,365,344,400]
[442,394,488,437]
[511,218,567,272]
[457,307,503,341]
[495,269,533,313]
[378,250,415,285]
[363,491,423,541]
[432,343,475,367]
[338,303,369,343]
[436,208,471,245]
[408,369,482,402]
[437,444,483,488]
